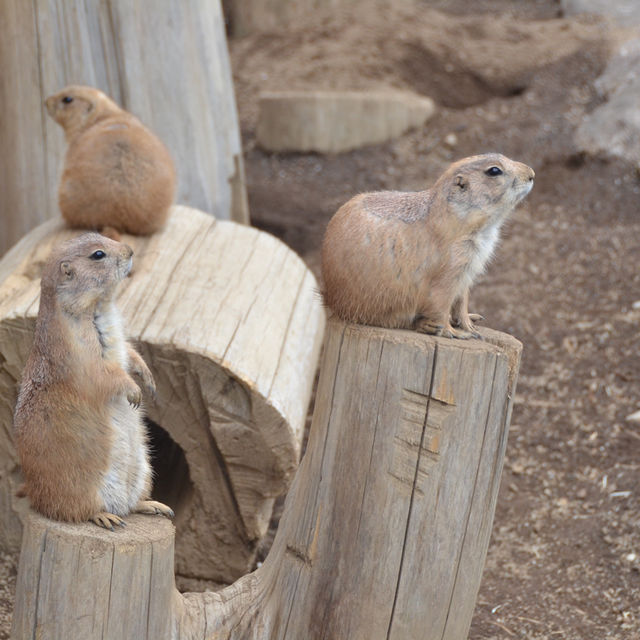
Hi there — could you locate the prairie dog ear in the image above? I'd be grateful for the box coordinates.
[60,261,74,279]
[454,174,467,189]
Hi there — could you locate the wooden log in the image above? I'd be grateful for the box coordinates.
[11,514,176,640]
[0,206,325,586]
[12,319,521,638]
[0,0,248,258]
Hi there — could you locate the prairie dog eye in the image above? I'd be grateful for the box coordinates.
[89,250,106,260]
[485,166,503,177]
[61,96,74,104]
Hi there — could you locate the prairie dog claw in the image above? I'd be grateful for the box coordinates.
[135,500,174,519]
[91,512,126,531]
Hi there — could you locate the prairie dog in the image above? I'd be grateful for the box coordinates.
[45,85,176,237]
[321,153,535,338]
[13,233,173,529]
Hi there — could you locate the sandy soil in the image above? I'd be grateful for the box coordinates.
[233,2,640,638]
[1,2,639,638]
[0,553,15,640]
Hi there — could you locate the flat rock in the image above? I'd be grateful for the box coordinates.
[575,38,640,165]
[561,0,640,26]
[257,90,436,153]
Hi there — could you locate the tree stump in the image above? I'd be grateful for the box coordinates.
[11,515,176,640]
[0,0,247,257]
[0,206,325,586]
[12,319,521,639]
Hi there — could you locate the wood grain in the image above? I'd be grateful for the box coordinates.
[0,206,325,585]
[12,514,175,640]
[12,318,520,638]
[0,0,248,257]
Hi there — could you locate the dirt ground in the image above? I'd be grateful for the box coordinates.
[1,1,639,638]
[232,1,640,638]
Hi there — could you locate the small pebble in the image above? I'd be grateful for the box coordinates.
[444,133,458,147]
[610,490,631,498]
[511,462,525,475]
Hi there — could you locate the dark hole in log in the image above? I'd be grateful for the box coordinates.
[146,418,194,521]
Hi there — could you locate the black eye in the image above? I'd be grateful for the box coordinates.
[485,166,503,177]
[89,250,106,260]
[62,96,74,104]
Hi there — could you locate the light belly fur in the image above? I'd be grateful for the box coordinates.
[99,398,150,515]
[94,299,150,514]
[94,300,128,367]
[463,223,500,289]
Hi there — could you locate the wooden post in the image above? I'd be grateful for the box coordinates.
[11,515,176,640]
[12,319,521,639]
[0,0,248,257]
[0,206,325,587]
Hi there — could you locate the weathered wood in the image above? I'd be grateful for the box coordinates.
[0,0,248,258]
[12,514,175,640]
[12,319,521,639]
[0,206,325,586]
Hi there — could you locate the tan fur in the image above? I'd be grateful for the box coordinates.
[321,153,535,339]
[13,234,172,527]
[45,85,176,236]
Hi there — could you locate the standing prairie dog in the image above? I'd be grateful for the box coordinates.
[45,85,176,237]
[13,233,173,529]
[321,153,534,338]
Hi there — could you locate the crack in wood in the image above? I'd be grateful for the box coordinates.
[441,353,499,637]
[31,528,47,638]
[389,388,456,495]
[285,544,313,566]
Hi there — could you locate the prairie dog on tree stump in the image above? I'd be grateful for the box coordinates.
[45,85,176,237]
[13,233,173,529]
[321,153,534,339]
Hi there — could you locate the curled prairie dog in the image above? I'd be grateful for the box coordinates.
[13,233,173,529]
[321,153,535,339]
[45,85,176,237]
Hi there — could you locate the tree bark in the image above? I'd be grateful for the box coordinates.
[0,206,325,586]
[12,319,521,639]
[0,0,247,258]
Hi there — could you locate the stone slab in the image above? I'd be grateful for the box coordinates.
[257,90,436,153]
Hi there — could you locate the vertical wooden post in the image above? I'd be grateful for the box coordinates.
[11,515,175,640]
[0,0,247,257]
[11,319,521,639]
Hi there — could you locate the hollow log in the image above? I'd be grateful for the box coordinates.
[0,206,325,586]
[0,0,247,257]
[12,319,521,639]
